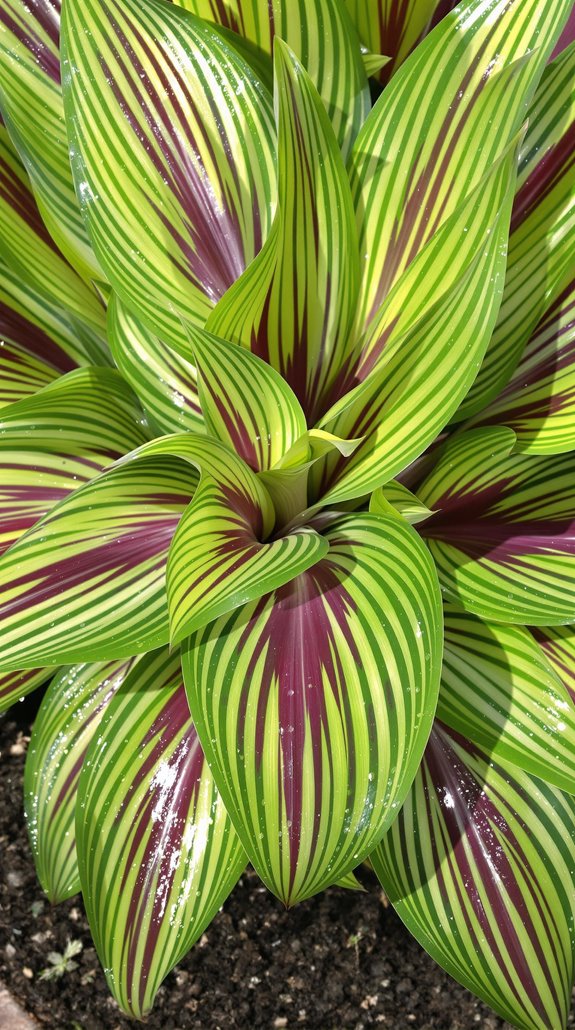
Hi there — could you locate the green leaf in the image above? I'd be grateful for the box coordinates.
[371,723,575,1030]
[182,513,442,905]
[313,141,518,503]
[0,123,107,350]
[439,606,575,794]
[370,481,433,526]
[418,426,575,625]
[532,625,575,704]
[24,658,139,902]
[208,40,360,423]
[189,323,306,471]
[0,367,149,555]
[173,0,369,156]
[108,294,204,436]
[61,0,276,355]
[0,455,199,671]
[348,0,571,343]
[0,0,103,281]
[0,667,52,716]
[345,0,438,81]
[459,41,575,418]
[77,648,245,1019]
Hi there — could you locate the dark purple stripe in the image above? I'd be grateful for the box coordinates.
[511,122,575,233]
[550,10,575,61]
[0,152,58,250]
[1,0,60,83]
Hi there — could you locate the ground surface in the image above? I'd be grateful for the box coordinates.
[0,701,573,1030]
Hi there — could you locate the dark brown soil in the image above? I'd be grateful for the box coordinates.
[0,699,573,1030]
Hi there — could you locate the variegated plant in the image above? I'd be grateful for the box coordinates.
[0,0,575,1026]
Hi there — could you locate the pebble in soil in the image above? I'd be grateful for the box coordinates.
[1,707,574,1030]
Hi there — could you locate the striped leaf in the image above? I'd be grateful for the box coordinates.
[418,426,575,625]
[61,0,276,355]
[0,0,102,281]
[189,323,306,471]
[182,512,442,906]
[173,0,369,156]
[532,625,575,704]
[77,648,245,1020]
[0,666,52,716]
[371,723,575,1030]
[459,41,575,418]
[471,275,575,454]
[208,40,360,423]
[108,294,204,436]
[312,142,518,503]
[344,1,439,83]
[370,482,433,526]
[439,607,575,794]
[348,0,571,342]
[0,455,199,671]
[0,123,107,350]
[0,367,148,555]
[24,658,139,902]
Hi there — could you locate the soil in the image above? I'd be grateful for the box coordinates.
[1,698,573,1030]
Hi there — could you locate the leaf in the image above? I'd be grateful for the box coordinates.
[371,723,575,1030]
[313,142,518,503]
[108,295,204,436]
[182,512,442,905]
[0,667,52,716]
[344,0,438,82]
[208,40,360,423]
[77,648,245,1019]
[0,0,102,280]
[61,0,276,355]
[189,323,306,471]
[24,658,139,902]
[173,0,369,156]
[459,41,575,418]
[418,426,575,625]
[348,0,571,342]
[532,625,575,704]
[439,606,575,794]
[0,367,148,556]
[334,869,365,892]
[0,123,107,350]
[0,455,199,671]
[370,482,434,526]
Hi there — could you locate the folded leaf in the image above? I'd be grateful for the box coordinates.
[108,295,204,436]
[0,666,52,715]
[370,482,433,526]
[189,323,306,471]
[439,607,575,794]
[348,0,571,339]
[0,0,102,280]
[371,723,575,1030]
[0,123,107,349]
[174,0,369,156]
[419,426,575,624]
[182,512,442,905]
[0,456,199,671]
[77,649,245,1019]
[0,367,148,555]
[25,658,139,902]
[62,0,276,354]
[459,41,575,417]
[208,41,360,422]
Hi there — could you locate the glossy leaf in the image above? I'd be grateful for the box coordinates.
[344,0,438,82]
[182,513,442,905]
[371,723,575,1030]
[174,0,369,156]
[208,41,360,423]
[77,648,245,1019]
[0,666,52,715]
[62,0,276,354]
[348,0,571,341]
[189,323,306,471]
[419,427,575,624]
[370,481,433,525]
[108,295,204,436]
[459,41,575,418]
[533,625,575,704]
[25,658,139,902]
[0,367,148,555]
[0,456,199,671]
[439,607,575,794]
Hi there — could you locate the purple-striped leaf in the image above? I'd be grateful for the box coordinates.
[533,625,575,705]
[77,648,245,1019]
[25,658,139,902]
[418,426,575,625]
[182,512,442,905]
[0,666,53,716]
[371,723,575,1030]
